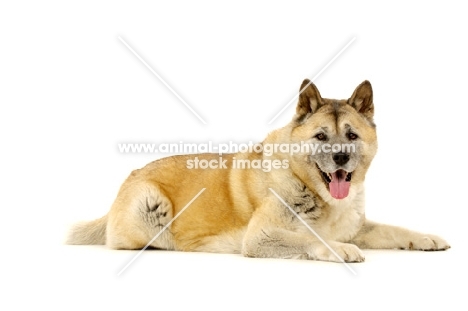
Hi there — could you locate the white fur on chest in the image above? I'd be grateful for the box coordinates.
[296,184,366,242]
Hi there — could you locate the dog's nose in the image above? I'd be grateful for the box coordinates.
[333,152,350,165]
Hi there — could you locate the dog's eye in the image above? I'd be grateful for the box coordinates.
[315,133,327,141]
[347,132,358,140]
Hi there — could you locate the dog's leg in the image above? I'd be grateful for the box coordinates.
[106,182,175,250]
[242,200,365,262]
[243,227,365,262]
[350,220,450,251]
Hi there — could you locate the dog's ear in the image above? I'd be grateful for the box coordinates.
[296,79,323,120]
[348,80,374,119]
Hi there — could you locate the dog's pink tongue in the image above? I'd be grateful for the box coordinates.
[329,171,350,199]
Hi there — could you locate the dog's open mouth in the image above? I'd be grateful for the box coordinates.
[317,165,352,200]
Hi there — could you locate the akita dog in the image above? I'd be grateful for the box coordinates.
[67,80,450,262]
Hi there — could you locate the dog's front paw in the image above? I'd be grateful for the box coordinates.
[309,242,365,263]
[407,235,450,251]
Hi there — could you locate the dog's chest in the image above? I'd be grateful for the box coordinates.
[286,186,365,242]
[285,186,323,222]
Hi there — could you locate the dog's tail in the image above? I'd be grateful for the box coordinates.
[66,215,108,245]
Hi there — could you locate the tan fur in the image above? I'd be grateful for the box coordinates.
[67,80,450,262]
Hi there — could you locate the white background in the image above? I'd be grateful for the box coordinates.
[1,1,466,310]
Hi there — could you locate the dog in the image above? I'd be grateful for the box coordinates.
[67,79,450,262]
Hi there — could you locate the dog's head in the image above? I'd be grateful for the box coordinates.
[290,79,377,201]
